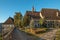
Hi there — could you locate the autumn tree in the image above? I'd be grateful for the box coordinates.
[30,19,34,28]
[14,12,22,28]
[30,19,34,32]
[23,15,30,27]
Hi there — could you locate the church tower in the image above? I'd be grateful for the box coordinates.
[32,6,35,13]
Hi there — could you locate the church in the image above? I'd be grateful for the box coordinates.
[25,7,60,28]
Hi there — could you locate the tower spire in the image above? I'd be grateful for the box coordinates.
[32,6,34,12]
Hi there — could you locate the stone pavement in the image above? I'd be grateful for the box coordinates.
[38,28,60,40]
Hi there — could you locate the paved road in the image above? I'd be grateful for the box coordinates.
[3,27,59,40]
[11,28,45,40]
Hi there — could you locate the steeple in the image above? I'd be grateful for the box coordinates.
[32,6,34,12]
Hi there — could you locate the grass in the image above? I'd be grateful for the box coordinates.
[20,27,48,34]
[55,30,60,40]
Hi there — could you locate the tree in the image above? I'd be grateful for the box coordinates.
[39,18,47,28]
[30,19,34,28]
[39,18,44,25]
[23,15,30,27]
[39,18,44,27]
[30,19,34,33]
[14,12,22,28]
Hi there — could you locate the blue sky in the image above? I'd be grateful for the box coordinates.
[0,0,60,23]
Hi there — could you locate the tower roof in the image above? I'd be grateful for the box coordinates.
[32,6,35,12]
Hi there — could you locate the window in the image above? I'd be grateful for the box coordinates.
[57,24,58,26]
[38,24,40,27]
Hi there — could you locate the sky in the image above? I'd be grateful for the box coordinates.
[0,0,60,23]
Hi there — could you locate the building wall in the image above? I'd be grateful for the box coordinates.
[34,20,40,28]
[45,20,60,28]
[2,24,14,35]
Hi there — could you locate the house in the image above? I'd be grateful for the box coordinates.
[25,7,41,27]
[2,17,14,27]
[2,17,14,34]
[40,8,60,28]
[25,7,60,28]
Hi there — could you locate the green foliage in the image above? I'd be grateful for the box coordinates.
[14,12,22,28]
[23,15,30,26]
[39,18,44,25]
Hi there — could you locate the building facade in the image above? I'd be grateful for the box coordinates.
[25,7,60,28]
[40,8,60,28]
[25,7,41,27]
[2,17,14,35]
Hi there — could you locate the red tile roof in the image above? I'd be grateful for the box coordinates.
[41,8,60,20]
[26,11,40,19]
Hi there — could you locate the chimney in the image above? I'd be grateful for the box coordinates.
[56,12,58,16]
